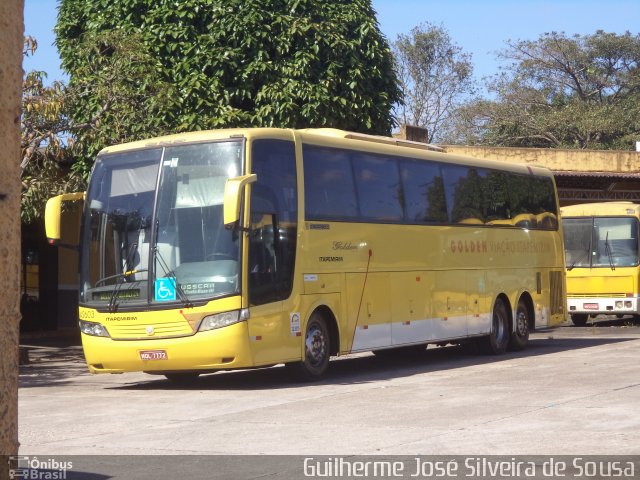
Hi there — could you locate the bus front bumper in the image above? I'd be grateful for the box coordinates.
[567,296,639,316]
[81,321,254,374]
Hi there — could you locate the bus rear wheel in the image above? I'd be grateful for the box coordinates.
[509,299,530,351]
[571,314,589,326]
[290,312,330,381]
[479,297,510,354]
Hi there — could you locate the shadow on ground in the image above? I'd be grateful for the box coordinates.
[19,324,640,390]
[19,344,87,388]
[112,332,637,392]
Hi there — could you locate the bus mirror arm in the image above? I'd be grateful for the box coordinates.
[225,223,251,233]
[223,174,257,228]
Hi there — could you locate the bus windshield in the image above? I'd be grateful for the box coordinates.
[80,140,244,309]
[563,216,639,269]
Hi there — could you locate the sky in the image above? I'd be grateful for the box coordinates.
[24,0,640,86]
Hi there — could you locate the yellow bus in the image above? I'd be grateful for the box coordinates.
[561,202,640,326]
[46,128,566,381]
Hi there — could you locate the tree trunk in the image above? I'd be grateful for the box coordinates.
[0,1,24,478]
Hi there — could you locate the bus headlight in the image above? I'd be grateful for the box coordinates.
[79,320,110,337]
[199,309,249,332]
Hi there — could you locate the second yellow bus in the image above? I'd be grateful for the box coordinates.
[561,202,640,325]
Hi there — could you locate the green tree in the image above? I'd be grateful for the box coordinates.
[62,30,175,177]
[454,31,640,149]
[21,37,79,224]
[20,33,171,222]
[55,0,400,161]
[393,23,475,143]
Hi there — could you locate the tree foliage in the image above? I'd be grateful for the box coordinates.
[20,32,171,223]
[62,30,175,177]
[392,23,475,143]
[454,31,640,149]
[21,37,80,224]
[55,0,400,156]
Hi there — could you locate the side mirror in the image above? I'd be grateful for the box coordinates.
[223,174,257,228]
[45,192,85,247]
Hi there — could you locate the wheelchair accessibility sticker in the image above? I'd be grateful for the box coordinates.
[155,277,176,302]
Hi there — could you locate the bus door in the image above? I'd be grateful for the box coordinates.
[245,139,299,365]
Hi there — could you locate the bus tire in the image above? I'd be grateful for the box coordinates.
[479,297,510,354]
[292,312,331,381]
[571,314,588,326]
[509,299,530,351]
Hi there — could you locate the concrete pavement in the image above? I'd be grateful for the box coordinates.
[18,322,640,457]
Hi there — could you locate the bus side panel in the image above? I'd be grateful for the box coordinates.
[466,270,490,336]
[347,272,392,351]
[390,270,480,346]
[247,300,300,366]
[431,270,468,339]
[390,271,432,345]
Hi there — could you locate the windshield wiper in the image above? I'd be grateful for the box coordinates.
[154,246,194,308]
[99,242,145,312]
[106,269,147,313]
[604,231,616,271]
[95,269,148,287]
[567,249,590,271]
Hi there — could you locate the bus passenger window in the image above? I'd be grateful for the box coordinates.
[352,152,403,221]
[442,165,484,224]
[303,145,358,220]
[400,160,447,224]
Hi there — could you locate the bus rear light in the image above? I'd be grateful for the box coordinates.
[625,301,633,308]
[616,301,623,309]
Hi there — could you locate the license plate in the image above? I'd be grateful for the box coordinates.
[139,350,168,361]
[583,303,599,310]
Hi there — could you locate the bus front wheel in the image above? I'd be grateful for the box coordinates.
[571,314,589,326]
[290,312,331,381]
[479,298,510,354]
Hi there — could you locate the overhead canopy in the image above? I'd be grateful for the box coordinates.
[553,171,640,204]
